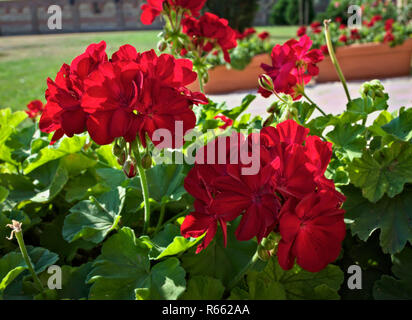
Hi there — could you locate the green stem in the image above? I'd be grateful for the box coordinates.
[198,75,204,93]
[15,230,43,291]
[154,201,167,234]
[272,90,288,104]
[132,142,151,234]
[301,91,327,116]
[324,20,352,103]
[228,249,260,290]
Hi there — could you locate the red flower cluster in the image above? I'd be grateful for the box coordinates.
[181,120,345,272]
[310,21,322,34]
[25,100,44,119]
[296,26,306,37]
[366,14,382,27]
[339,34,348,44]
[258,31,270,41]
[40,41,207,147]
[235,27,256,40]
[214,114,233,130]
[350,29,361,41]
[182,12,237,63]
[259,35,323,100]
[140,0,206,25]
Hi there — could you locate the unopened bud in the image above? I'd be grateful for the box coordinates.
[257,246,271,261]
[261,237,276,251]
[266,101,279,114]
[263,114,275,127]
[117,152,126,166]
[123,160,137,178]
[258,74,274,93]
[158,41,167,52]
[112,143,123,157]
[141,153,152,169]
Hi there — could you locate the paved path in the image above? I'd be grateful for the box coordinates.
[209,76,412,119]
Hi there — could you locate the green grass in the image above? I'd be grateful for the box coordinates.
[0,26,298,111]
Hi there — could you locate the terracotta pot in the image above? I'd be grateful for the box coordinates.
[187,53,271,94]
[316,38,412,82]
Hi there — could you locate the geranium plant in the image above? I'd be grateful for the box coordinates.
[0,3,412,301]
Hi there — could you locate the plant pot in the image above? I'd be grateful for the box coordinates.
[187,53,271,94]
[316,38,412,82]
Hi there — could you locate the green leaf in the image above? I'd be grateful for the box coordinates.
[96,144,122,169]
[132,164,186,204]
[0,252,27,293]
[381,107,412,142]
[222,94,256,121]
[0,186,9,203]
[232,257,344,300]
[348,141,412,202]
[346,94,388,120]
[63,187,125,244]
[327,123,366,160]
[140,224,201,260]
[181,219,259,286]
[23,135,87,174]
[343,185,412,254]
[294,101,315,125]
[87,227,186,300]
[374,247,412,299]
[36,263,93,300]
[0,109,27,163]
[26,246,59,274]
[180,276,225,300]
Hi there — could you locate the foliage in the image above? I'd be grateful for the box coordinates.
[270,0,314,26]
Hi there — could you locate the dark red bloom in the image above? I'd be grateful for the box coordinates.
[384,31,395,43]
[25,100,44,119]
[335,17,343,23]
[385,18,394,31]
[367,14,383,27]
[214,114,233,130]
[258,31,270,41]
[339,23,346,30]
[39,41,107,144]
[277,190,346,272]
[236,27,256,40]
[297,26,306,37]
[140,0,206,25]
[182,13,237,63]
[320,44,329,55]
[310,21,322,34]
[82,49,207,147]
[339,34,348,43]
[350,28,361,40]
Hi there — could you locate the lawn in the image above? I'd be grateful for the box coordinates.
[0,26,298,111]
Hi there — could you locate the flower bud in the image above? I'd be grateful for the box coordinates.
[266,101,279,114]
[257,246,271,261]
[117,151,126,166]
[261,237,277,251]
[263,114,275,127]
[112,143,123,157]
[158,41,167,52]
[141,153,152,169]
[123,160,137,178]
[258,74,274,93]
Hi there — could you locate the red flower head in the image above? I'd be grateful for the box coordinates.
[296,26,307,37]
[310,21,322,34]
[385,18,394,31]
[236,27,256,40]
[141,0,206,25]
[82,49,207,147]
[277,190,346,272]
[182,13,237,63]
[350,28,361,40]
[258,31,270,41]
[367,14,383,27]
[335,17,343,24]
[25,100,44,119]
[384,31,395,43]
[339,34,348,43]
[320,44,329,55]
[339,23,346,30]
[39,41,107,144]
[214,114,233,130]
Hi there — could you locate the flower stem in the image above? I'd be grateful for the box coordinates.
[132,142,151,234]
[228,249,260,290]
[301,91,327,116]
[324,20,351,103]
[154,201,167,234]
[14,229,43,291]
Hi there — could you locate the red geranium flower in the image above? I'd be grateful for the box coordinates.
[350,28,361,40]
[39,41,107,144]
[236,27,256,40]
[214,115,233,130]
[384,31,395,43]
[182,13,237,63]
[140,0,206,25]
[258,31,270,41]
[82,49,207,147]
[296,26,306,37]
[25,100,44,119]
[320,44,329,55]
[277,190,346,272]
[385,18,394,31]
[339,34,348,43]
[310,21,322,34]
